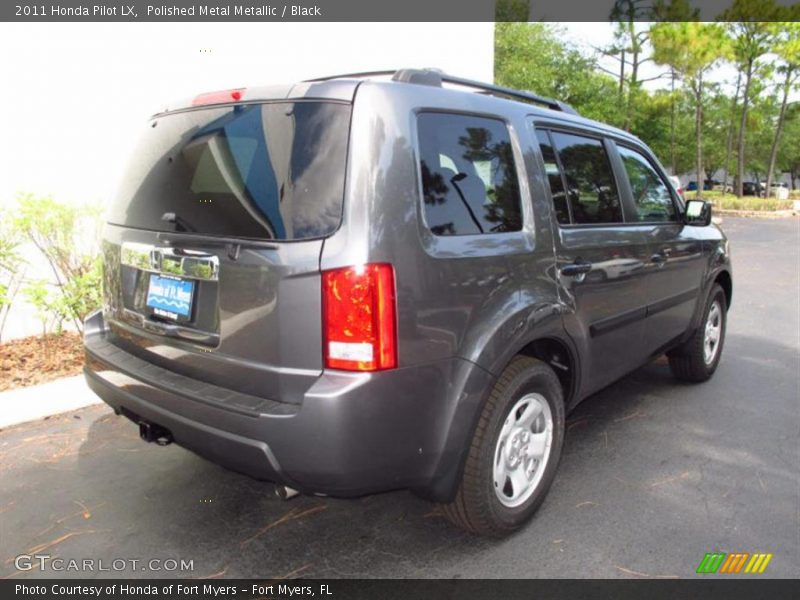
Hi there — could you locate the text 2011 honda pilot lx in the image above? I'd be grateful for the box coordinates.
[84,69,732,536]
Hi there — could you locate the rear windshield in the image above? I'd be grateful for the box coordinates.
[108,101,351,241]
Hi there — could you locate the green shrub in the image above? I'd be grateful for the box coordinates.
[12,194,103,334]
[23,279,71,336]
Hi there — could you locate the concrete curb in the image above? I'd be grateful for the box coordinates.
[0,375,103,429]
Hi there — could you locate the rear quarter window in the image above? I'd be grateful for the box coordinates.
[416,112,523,236]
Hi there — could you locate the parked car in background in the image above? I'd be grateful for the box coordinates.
[767,182,789,199]
[84,68,733,536]
[686,180,714,192]
[742,181,758,196]
[712,181,733,193]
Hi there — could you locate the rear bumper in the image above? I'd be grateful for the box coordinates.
[84,313,494,501]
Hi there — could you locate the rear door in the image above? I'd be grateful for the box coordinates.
[613,143,706,353]
[102,100,352,404]
[533,125,650,395]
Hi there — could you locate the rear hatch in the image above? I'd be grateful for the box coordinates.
[101,98,352,405]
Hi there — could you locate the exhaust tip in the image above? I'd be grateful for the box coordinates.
[275,485,300,500]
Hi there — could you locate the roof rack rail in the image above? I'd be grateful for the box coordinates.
[303,68,579,115]
[304,70,398,82]
[393,69,579,115]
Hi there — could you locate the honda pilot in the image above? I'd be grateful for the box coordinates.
[84,69,732,536]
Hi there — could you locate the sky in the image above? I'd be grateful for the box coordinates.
[562,22,738,93]
[562,22,798,102]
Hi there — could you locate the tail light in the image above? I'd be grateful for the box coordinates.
[191,88,245,106]
[322,264,397,372]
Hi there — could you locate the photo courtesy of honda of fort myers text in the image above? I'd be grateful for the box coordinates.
[14,583,335,598]
[0,0,799,598]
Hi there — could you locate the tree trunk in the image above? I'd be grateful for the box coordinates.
[722,71,741,194]
[735,60,754,197]
[695,75,704,200]
[670,70,677,173]
[765,67,793,196]
[624,23,639,132]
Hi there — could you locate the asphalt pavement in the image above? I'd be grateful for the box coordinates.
[1,217,798,580]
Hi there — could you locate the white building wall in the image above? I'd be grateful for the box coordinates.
[0,22,494,206]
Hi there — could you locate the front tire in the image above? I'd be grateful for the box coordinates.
[668,283,727,382]
[441,356,565,536]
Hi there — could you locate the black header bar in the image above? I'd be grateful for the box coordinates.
[3,0,799,22]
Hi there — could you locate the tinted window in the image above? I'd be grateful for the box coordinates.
[108,102,351,240]
[618,146,677,222]
[550,131,623,224]
[535,129,570,224]
[417,112,522,236]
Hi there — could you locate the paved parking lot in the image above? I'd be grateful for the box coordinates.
[1,217,798,579]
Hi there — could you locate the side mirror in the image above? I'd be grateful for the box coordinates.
[684,199,712,226]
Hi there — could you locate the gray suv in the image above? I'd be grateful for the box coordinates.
[84,69,732,536]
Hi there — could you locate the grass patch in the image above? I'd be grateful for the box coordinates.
[685,191,795,211]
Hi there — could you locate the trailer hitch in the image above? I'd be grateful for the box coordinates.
[139,421,174,446]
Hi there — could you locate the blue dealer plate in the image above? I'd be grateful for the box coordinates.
[146,275,194,318]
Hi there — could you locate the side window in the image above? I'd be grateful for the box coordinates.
[417,112,522,236]
[550,131,623,224]
[617,146,677,222]
[535,129,570,224]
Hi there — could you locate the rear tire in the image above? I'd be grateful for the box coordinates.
[668,284,727,382]
[441,356,565,537]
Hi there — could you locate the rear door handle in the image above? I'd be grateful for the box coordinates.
[560,261,593,276]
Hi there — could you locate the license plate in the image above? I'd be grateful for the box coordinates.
[146,275,194,320]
